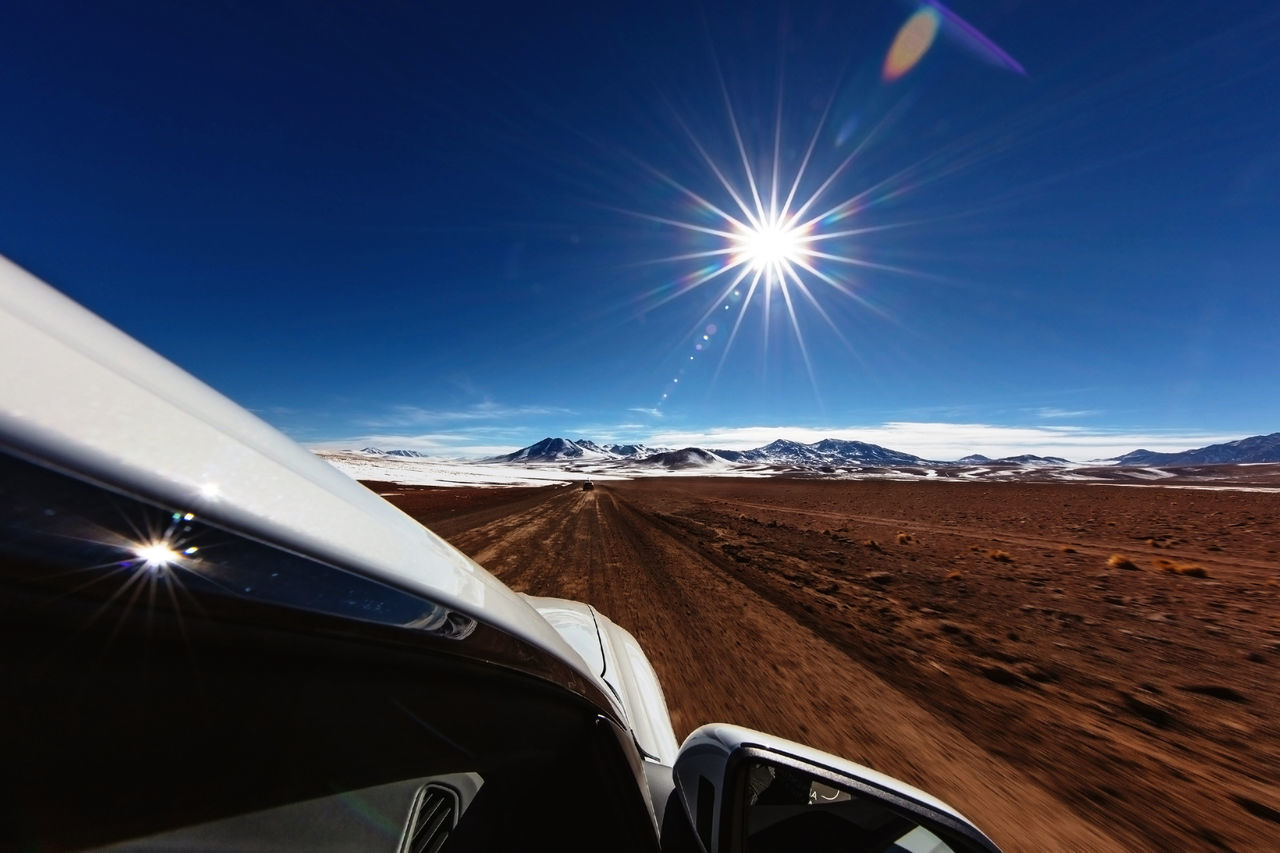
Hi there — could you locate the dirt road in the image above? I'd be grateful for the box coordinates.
[385,478,1280,852]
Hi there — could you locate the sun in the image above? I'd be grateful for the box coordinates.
[730,216,811,281]
[615,56,933,402]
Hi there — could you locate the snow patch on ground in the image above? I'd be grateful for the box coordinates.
[315,450,769,486]
[316,449,1276,490]
[318,451,601,487]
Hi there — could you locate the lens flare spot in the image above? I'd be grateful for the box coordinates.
[884,7,940,81]
[133,541,180,570]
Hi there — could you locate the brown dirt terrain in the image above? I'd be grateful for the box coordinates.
[376,478,1280,852]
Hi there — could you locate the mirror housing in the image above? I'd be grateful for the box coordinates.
[671,724,1002,853]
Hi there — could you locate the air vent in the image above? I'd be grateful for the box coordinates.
[402,783,459,853]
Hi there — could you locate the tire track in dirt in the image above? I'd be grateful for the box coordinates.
[429,483,1125,852]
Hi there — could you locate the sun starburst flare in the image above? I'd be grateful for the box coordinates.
[613,17,1026,411]
[620,80,919,403]
[729,215,812,281]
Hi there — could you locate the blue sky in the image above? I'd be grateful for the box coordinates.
[4,1,1278,460]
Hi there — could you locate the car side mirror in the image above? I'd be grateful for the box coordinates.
[671,724,1002,853]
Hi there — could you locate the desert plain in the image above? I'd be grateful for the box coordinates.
[376,475,1280,852]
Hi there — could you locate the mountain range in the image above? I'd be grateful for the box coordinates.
[1110,432,1280,466]
[483,432,1280,468]
[479,438,1080,468]
[354,431,1280,469]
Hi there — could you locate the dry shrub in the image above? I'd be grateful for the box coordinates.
[988,549,1013,562]
[896,531,914,545]
[946,570,963,581]
[862,539,882,552]
[1059,545,1077,554]
[1108,554,1139,570]
[1157,559,1209,578]
[1266,579,1280,588]
[969,544,982,552]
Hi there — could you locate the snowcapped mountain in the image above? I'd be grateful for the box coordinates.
[713,438,928,467]
[987,454,1070,466]
[809,438,929,466]
[358,447,430,458]
[607,443,663,458]
[637,448,730,470]
[738,439,828,465]
[491,437,614,463]
[957,454,991,464]
[1111,432,1280,466]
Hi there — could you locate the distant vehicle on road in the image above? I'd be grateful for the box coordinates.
[583,479,595,491]
[0,257,1003,851]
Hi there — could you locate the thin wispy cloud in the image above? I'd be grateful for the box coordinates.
[628,407,664,418]
[1033,407,1100,419]
[362,400,575,428]
[310,431,518,459]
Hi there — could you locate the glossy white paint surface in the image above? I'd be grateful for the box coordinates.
[521,596,606,677]
[523,595,679,766]
[0,256,598,688]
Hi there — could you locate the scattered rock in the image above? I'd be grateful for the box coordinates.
[1121,690,1176,727]
[1233,795,1280,827]
[980,664,1027,687]
[1179,684,1248,703]
[867,571,894,584]
[1015,662,1060,683]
